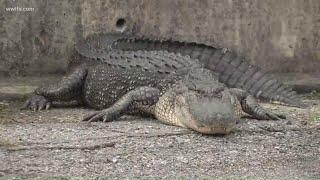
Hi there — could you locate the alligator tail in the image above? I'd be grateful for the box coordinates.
[203,49,306,108]
[191,47,306,108]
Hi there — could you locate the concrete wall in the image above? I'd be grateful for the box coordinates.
[0,0,319,76]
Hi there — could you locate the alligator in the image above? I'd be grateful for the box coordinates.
[22,50,284,134]
[74,33,306,108]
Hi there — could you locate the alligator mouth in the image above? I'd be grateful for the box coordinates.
[175,92,236,135]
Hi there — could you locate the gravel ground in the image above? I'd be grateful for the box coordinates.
[0,99,319,178]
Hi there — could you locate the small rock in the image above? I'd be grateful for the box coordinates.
[0,101,9,106]
[112,156,120,163]
[177,156,189,163]
[301,121,308,125]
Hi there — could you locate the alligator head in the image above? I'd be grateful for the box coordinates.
[171,84,237,135]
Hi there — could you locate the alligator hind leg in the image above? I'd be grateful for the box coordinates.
[21,67,87,111]
[229,88,286,120]
[83,87,160,122]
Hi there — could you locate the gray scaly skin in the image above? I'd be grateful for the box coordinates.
[75,33,305,108]
[22,51,284,134]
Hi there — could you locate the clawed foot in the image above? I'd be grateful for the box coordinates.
[21,94,51,111]
[82,109,117,122]
[261,109,286,120]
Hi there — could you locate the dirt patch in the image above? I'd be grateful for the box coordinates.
[0,100,319,178]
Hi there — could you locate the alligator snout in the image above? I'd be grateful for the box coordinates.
[175,94,237,134]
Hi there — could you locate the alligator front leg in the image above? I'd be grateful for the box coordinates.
[21,67,87,111]
[83,87,160,122]
[229,88,286,120]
